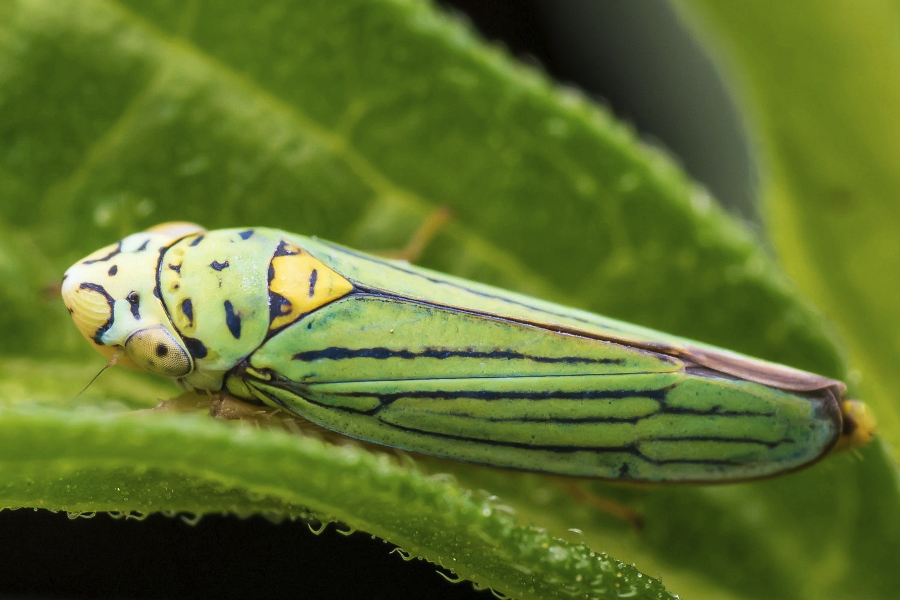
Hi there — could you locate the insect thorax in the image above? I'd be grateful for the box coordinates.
[160,228,352,393]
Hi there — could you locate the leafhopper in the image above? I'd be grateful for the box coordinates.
[61,223,874,483]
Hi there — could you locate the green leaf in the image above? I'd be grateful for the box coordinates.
[1,0,897,598]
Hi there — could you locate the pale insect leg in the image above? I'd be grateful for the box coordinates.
[141,391,210,414]
[555,479,644,533]
[208,394,361,443]
[375,206,452,263]
[206,395,446,470]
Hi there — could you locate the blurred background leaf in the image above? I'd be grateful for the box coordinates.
[0,0,897,599]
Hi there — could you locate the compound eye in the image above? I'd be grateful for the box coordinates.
[124,325,193,377]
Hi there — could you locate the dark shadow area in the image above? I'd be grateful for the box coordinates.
[0,509,491,599]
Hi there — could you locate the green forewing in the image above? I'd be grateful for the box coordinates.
[250,295,681,383]
[292,235,695,349]
[214,232,843,482]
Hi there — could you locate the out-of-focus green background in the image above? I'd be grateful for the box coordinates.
[1,1,898,599]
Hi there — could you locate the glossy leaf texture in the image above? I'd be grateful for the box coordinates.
[0,1,897,599]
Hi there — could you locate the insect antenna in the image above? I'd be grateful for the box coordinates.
[74,348,122,399]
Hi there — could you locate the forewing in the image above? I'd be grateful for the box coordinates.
[243,292,840,482]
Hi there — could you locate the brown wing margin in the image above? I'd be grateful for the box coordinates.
[517,319,844,394]
[670,346,844,394]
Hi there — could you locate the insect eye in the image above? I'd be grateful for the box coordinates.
[124,325,192,377]
[127,292,139,303]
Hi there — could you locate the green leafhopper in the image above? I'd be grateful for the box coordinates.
[61,223,875,483]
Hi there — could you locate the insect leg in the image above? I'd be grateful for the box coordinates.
[376,206,452,263]
[209,393,361,441]
[140,391,209,414]
[555,479,644,532]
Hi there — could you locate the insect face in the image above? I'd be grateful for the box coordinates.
[61,223,204,372]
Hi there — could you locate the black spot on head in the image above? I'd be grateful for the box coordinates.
[156,343,169,357]
[210,260,230,271]
[135,239,149,252]
[168,263,182,273]
[126,291,141,320]
[183,336,207,359]
[238,230,254,240]
[181,298,193,325]
[83,242,122,265]
[223,300,242,339]
[189,235,205,247]
[108,265,118,276]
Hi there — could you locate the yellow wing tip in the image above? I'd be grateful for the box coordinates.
[836,399,877,451]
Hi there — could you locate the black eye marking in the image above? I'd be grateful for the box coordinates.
[83,242,122,264]
[189,235,205,247]
[273,240,299,257]
[224,300,242,339]
[108,265,118,276]
[238,230,254,240]
[210,260,230,271]
[126,291,141,320]
[183,336,207,359]
[308,269,318,298]
[181,298,194,325]
[168,263,182,273]
[135,239,149,252]
[156,343,169,357]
